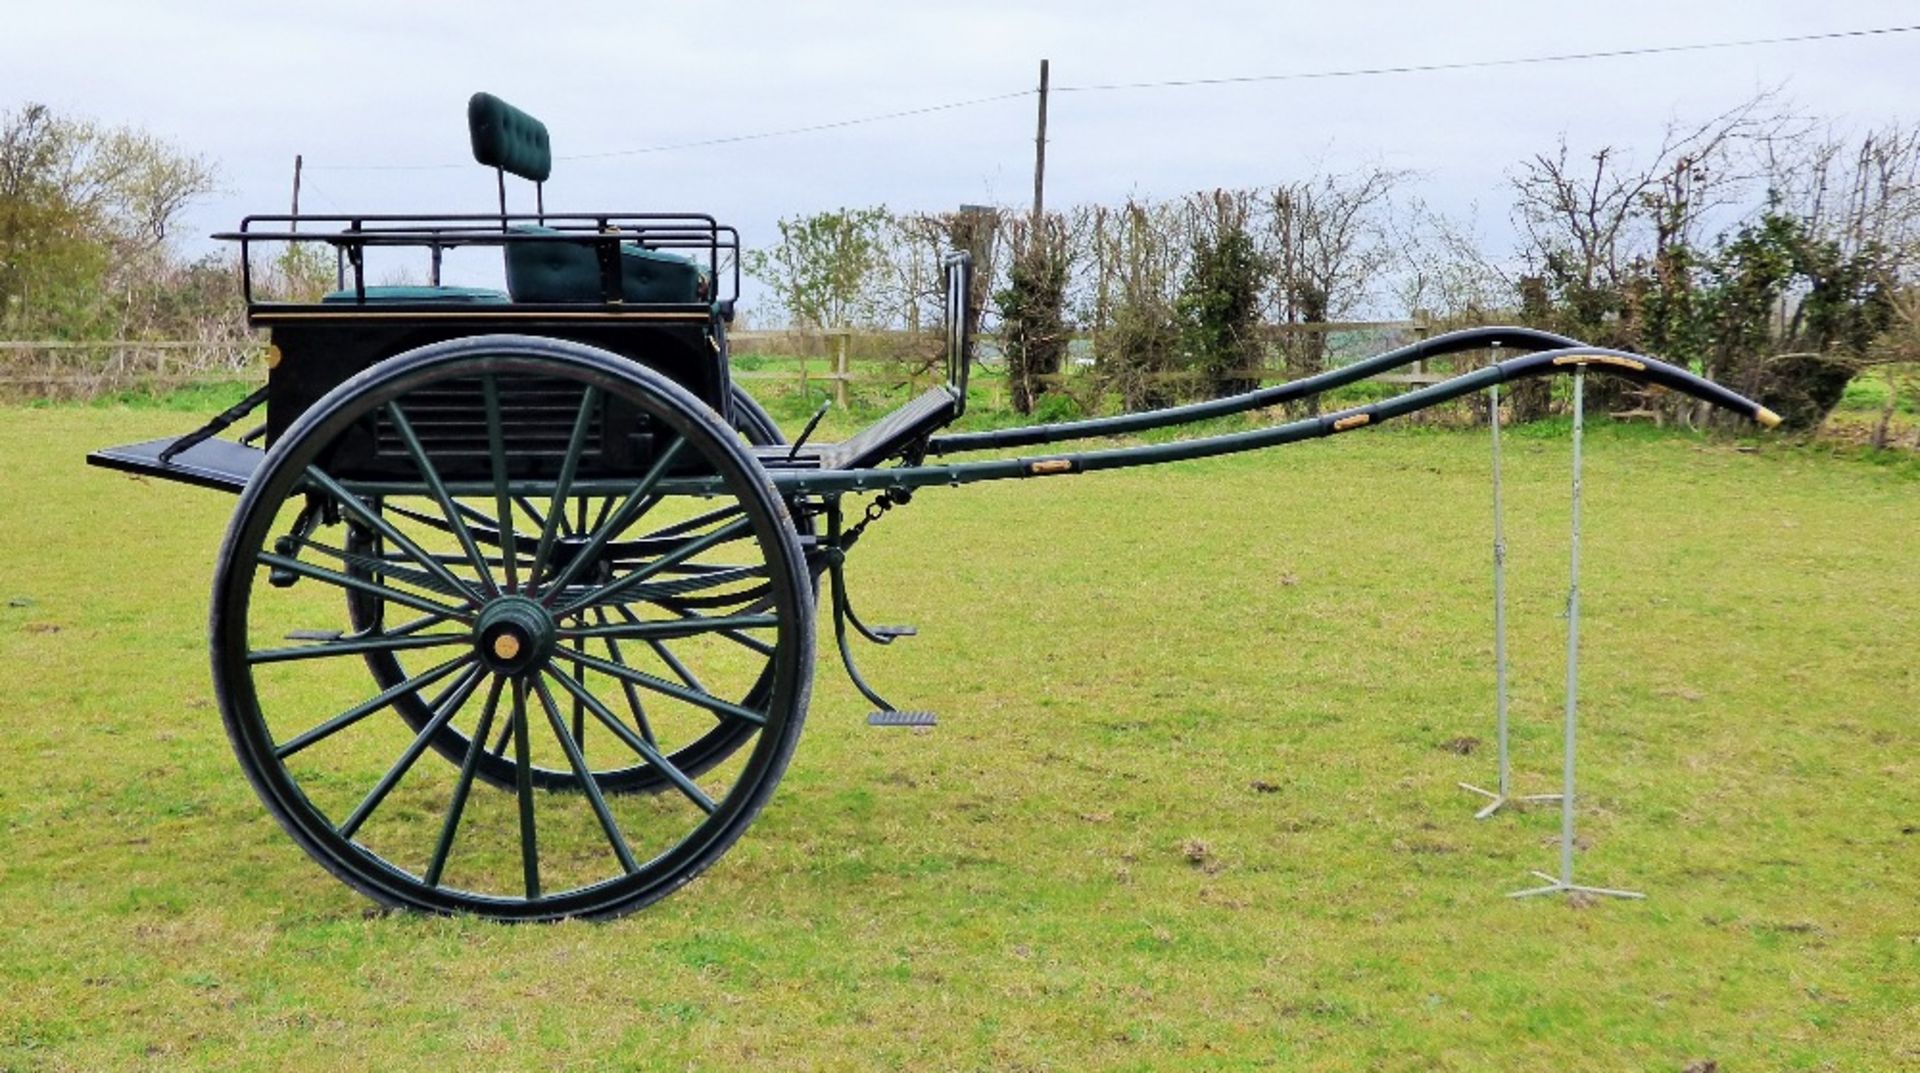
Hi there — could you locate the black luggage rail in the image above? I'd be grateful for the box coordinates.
[215,212,740,315]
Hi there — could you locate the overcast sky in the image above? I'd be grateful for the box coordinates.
[5,1,1914,313]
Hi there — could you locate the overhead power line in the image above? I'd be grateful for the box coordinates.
[306,23,1919,172]
[1052,23,1920,94]
[564,90,1034,161]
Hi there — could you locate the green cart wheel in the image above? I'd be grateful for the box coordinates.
[212,335,813,919]
[350,381,796,795]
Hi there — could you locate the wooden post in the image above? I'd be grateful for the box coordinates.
[290,154,303,231]
[833,330,850,410]
[1032,59,1050,223]
[1412,308,1431,376]
[798,345,810,401]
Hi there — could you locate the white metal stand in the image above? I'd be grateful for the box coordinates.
[1509,370,1643,901]
[1461,381,1561,819]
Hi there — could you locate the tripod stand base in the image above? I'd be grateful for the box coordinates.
[1507,871,1644,900]
[1458,783,1564,820]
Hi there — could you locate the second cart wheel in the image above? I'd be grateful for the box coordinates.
[212,335,814,919]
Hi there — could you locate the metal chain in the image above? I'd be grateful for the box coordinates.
[839,488,910,548]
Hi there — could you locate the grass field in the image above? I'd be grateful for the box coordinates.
[0,397,1915,1071]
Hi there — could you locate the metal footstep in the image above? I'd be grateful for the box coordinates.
[866,710,937,728]
[868,624,917,639]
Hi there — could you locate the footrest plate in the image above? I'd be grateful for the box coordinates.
[870,624,918,639]
[866,710,937,728]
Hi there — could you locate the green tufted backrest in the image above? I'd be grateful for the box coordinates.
[467,92,552,182]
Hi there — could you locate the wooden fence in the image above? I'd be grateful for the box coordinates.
[0,339,262,399]
[728,316,1441,408]
[0,316,1446,404]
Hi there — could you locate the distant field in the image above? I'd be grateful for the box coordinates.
[0,399,1914,1071]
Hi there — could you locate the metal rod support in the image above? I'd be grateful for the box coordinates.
[1509,369,1642,901]
[1460,381,1563,819]
[1494,378,1509,803]
[1562,369,1583,884]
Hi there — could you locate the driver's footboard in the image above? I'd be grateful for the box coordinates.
[88,436,263,493]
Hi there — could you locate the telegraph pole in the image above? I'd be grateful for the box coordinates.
[1032,59,1050,223]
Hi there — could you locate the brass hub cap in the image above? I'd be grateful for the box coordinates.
[474,596,557,676]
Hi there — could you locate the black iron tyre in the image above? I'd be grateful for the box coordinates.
[356,381,793,794]
[211,335,814,919]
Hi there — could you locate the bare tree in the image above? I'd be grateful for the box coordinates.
[1766,122,1920,269]
[1504,94,1793,419]
[1395,199,1515,325]
[1512,95,1788,302]
[1262,165,1403,412]
[871,210,957,335]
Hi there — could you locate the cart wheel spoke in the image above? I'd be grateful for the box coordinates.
[639,601,779,656]
[303,466,486,607]
[555,612,778,644]
[531,676,640,873]
[258,551,472,622]
[588,493,613,535]
[274,654,473,759]
[480,376,522,592]
[488,706,516,758]
[291,538,470,601]
[424,676,504,888]
[387,400,499,597]
[249,630,470,665]
[337,666,485,838]
[639,502,744,540]
[552,645,765,726]
[508,679,541,899]
[571,651,588,761]
[592,608,658,747]
[544,669,717,814]
[648,637,706,694]
[538,439,687,599]
[528,386,602,596]
[514,495,559,539]
[559,516,752,616]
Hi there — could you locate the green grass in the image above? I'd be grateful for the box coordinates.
[1838,368,1920,418]
[1,399,1915,1071]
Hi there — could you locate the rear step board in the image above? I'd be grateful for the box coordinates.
[867,710,937,728]
[87,436,264,494]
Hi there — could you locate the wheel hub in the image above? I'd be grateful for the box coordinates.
[474,596,557,676]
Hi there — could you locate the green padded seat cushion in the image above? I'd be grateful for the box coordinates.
[503,226,711,305]
[320,285,510,304]
[468,92,552,182]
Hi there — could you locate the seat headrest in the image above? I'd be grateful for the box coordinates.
[468,92,552,182]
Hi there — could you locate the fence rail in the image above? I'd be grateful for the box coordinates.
[0,339,263,397]
[725,318,1441,405]
[0,316,1451,402]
